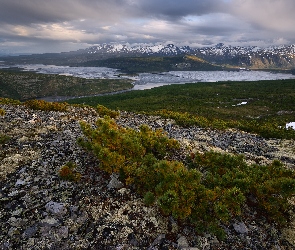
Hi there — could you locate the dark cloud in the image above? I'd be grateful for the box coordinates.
[0,0,131,24]
[0,0,294,53]
[133,0,227,19]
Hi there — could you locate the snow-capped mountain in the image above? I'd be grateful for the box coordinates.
[85,43,193,56]
[81,42,295,69]
[2,43,295,70]
[194,43,295,68]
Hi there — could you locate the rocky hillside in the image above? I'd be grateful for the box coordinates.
[196,43,295,69]
[1,103,295,249]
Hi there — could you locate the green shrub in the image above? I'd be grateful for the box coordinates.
[153,109,210,128]
[187,151,295,225]
[78,115,179,177]
[0,134,10,145]
[24,99,68,112]
[58,162,81,182]
[0,98,21,105]
[153,109,295,139]
[78,115,295,239]
[97,104,119,118]
[143,191,156,206]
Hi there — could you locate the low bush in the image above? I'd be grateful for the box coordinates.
[153,109,295,139]
[97,104,119,118]
[187,151,295,225]
[58,162,81,182]
[78,106,295,239]
[24,99,68,112]
[0,134,10,145]
[0,98,21,105]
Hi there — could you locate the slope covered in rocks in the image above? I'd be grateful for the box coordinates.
[0,103,295,249]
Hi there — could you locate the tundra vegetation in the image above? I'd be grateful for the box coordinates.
[76,105,295,239]
[1,76,295,239]
[68,79,295,139]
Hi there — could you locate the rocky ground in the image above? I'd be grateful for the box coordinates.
[0,104,295,249]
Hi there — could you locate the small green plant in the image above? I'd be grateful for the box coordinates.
[0,108,5,116]
[0,98,21,105]
[143,191,156,206]
[24,99,68,112]
[58,162,81,182]
[97,104,119,118]
[187,151,295,225]
[0,134,10,145]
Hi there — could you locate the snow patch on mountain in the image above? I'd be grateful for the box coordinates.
[85,43,295,60]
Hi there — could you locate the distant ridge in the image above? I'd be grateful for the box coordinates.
[1,43,295,70]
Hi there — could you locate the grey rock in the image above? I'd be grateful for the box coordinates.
[23,225,38,238]
[148,234,166,249]
[57,226,69,239]
[178,235,189,248]
[107,173,124,189]
[45,201,67,217]
[41,217,59,226]
[233,222,249,234]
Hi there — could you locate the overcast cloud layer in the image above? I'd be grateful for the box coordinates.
[0,0,294,54]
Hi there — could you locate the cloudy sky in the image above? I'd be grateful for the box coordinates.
[0,0,294,54]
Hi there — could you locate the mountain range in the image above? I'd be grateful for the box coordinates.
[1,43,295,71]
[83,43,295,69]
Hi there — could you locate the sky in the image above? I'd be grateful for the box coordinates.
[0,0,295,54]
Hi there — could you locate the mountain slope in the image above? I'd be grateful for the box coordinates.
[1,43,295,70]
[81,55,223,73]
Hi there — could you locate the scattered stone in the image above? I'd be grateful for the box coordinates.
[107,173,124,189]
[0,104,294,249]
[45,201,67,217]
[148,234,166,249]
[233,222,249,234]
[22,225,38,238]
[178,235,189,248]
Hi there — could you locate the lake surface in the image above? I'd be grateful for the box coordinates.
[1,64,295,91]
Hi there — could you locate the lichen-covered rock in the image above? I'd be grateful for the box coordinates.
[0,104,294,249]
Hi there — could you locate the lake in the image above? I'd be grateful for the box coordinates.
[1,64,295,91]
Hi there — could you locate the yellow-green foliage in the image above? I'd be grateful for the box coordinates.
[153,109,295,139]
[0,108,5,116]
[0,134,10,145]
[78,113,295,239]
[58,162,81,182]
[0,98,21,105]
[152,109,241,130]
[187,151,295,226]
[24,99,68,112]
[153,109,210,128]
[78,115,179,176]
[97,104,119,118]
[78,116,202,220]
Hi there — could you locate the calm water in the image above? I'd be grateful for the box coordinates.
[1,64,295,90]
